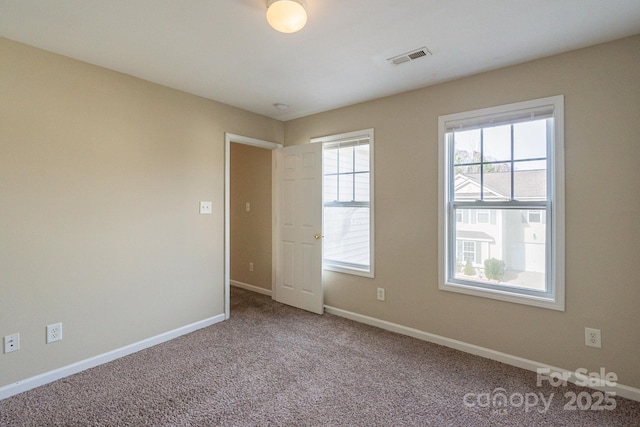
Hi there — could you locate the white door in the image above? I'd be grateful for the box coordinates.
[274,143,323,314]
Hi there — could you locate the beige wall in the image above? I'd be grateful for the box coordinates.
[230,143,272,291]
[2,34,639,392]
[0,38,283,387]
[284,35,640,388]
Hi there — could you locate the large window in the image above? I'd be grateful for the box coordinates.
[438,96,564,310]
[311,129,374,277]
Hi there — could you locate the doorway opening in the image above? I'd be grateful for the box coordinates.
[224,133,281,319]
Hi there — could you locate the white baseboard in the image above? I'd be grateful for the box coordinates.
[0,314,225,401]
[324,305,640,403]
[231,280,272,296]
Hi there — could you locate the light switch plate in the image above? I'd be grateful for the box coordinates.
[199,201,212,214]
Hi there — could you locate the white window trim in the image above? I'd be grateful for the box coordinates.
[311,129,375,278]
[438,96,565,311]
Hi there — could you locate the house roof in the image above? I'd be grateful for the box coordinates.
[457,170,546,200]
[456,231,495,243]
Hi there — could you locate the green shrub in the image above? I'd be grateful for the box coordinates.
[484,258,506,281]
[463,259,475,276]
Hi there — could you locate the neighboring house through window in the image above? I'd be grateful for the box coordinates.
[311,129,375,278]
[438,96,564,310]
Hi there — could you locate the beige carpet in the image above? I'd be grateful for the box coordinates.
[1,287,639,426]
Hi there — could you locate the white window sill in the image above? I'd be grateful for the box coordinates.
[324,263,374,279]
[439,280,564,311]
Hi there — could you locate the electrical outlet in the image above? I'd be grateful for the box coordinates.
[377,287,385,301]
[199,201,212,215]
[47,323,63,344]
[585,327,601,348]
[3,333,20,353]
[249,262,254,272]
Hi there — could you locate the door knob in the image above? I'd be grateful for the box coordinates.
[314,233,323,240]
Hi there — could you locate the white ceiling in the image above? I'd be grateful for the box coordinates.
[1,0,640,121]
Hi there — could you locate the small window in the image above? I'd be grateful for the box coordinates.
[311,129,375,278]
[476,210,490,224]
[457,241,477,264]
[438,96,564,310]
[528,210,542,223]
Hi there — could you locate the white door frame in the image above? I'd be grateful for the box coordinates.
[224,133,282,319]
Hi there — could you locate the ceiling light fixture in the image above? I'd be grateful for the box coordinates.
[266,0,307,33]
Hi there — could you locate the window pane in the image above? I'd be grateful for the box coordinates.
[514,162,546,201]
[514,159,546,171]
[354,173,370,201]
[483,125,511,163]
[354,145,369,172]
[453,208,546,292]
[453,171,481,201]
[324,175,337,202]
[453,129,481,166]
[481,167,512,201]
[324,149,338,174]
[324,207,370,268]
[514,119,547,160]
[338,174,353,201]
[338,146,354,173]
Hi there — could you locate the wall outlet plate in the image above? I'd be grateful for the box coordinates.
[585,327,601,348]
[199,201,212,214]
[47,323,63,344]
[4,333,20,353]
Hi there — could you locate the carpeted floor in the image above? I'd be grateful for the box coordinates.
[1,287,639,426]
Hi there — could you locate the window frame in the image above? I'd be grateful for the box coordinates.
[438,96,565,311]
[311,129,375,278]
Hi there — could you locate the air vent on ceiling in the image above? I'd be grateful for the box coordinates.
[387,47,432,66]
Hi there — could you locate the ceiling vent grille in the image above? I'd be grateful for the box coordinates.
[387,47,432,66]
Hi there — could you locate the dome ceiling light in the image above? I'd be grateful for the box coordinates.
[266,0,307,33]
